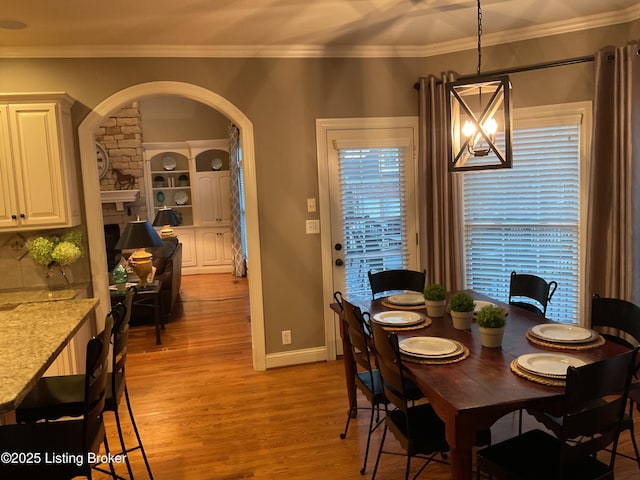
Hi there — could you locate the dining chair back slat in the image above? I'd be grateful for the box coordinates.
[368,269,426,300]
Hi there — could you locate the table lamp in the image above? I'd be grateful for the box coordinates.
[152,206,180,238]
[114,219,164,287]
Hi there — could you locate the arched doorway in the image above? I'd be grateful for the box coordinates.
[78,81,266,371]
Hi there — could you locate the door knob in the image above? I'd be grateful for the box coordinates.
[335,259,344,267]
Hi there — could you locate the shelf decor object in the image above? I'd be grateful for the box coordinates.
[446,0,512,172]
[114,219,164,288]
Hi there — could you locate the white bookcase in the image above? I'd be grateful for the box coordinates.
[143,140,233,274]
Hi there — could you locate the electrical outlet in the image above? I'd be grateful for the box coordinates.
[281,330,292,345]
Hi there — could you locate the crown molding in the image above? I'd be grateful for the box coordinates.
[0,5,638,59]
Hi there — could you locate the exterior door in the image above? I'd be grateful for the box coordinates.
[317,117,419,358]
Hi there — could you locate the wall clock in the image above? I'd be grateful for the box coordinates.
[96,142,110,179]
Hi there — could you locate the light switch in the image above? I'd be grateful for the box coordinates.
[307,198,317,213]
[306,219,320,234]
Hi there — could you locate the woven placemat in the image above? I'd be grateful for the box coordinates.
[525,330,605,351]
[381,299,426,310]
[401,345,470,365]
[510,359,565,387]
[379,317,432,332]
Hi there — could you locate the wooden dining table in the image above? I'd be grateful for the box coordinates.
[335,291,629,480]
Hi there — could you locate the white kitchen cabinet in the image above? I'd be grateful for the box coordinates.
[0,94,81,231]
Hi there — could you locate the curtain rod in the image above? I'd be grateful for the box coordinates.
[414,54,595,89]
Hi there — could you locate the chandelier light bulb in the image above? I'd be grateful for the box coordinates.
[462,120,476,138]
[484,117,498,135]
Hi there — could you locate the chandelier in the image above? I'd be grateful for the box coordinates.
[446,0,513,172]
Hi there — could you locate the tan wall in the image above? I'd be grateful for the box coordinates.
[0,20,638,354]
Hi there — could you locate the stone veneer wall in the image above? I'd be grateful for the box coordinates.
[95,101,148,230]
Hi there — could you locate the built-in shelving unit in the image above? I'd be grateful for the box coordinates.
[143,140,232,274]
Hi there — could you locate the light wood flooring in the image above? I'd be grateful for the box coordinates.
[96,273,640,479]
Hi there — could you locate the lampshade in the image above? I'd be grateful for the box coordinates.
[115,220,164,250]
[153,207,180,238]
[114,220,163,287]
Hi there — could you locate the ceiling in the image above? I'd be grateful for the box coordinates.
[1,0,639,58]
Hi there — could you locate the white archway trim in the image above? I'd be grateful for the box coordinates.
[78,81,265,370]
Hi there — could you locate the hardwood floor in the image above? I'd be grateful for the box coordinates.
[96,273,640,479]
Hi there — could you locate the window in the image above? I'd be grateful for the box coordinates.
[461,103,590,324]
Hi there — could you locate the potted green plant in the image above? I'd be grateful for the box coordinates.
[423,283,447,317]
[476,304,507,348]
[448,291,475,329]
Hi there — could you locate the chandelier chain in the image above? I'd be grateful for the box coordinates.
[476,0,483,76]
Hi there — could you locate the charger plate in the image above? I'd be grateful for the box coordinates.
[402,346,469,365]
[516,353,586,378]
[525,330,605,351]
[372,311,424,327]
[510,359,565,387]
[379,317,431,332]
[381,299,426,310]
[387,292,425,306]
[399,336,460,357]
[530,324,593,343]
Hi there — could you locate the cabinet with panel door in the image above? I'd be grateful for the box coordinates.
[0,93,81,231]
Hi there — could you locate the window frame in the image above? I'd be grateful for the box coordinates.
[457,101,592,324]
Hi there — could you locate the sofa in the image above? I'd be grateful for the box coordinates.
[129,236,183,323]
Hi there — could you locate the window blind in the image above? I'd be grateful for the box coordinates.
[339,147,408,300]
[462,124,581,323]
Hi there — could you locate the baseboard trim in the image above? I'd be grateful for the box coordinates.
[265,346,327,369]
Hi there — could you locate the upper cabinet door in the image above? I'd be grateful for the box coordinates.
[0,94,80,231]
[8,103,66,226]
[0,106,19,227]
[195,170,231,226]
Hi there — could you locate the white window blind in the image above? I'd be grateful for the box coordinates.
[462,121,581,324]
[339,146,408,300]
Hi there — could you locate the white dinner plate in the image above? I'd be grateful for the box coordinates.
[162,154,177,171]
[517,353,587,378]
[530,324,593,343]
[372,311,424,327]
[399,337,460,357]
[174,190,189,205]
[387,292,425,306]
[211,158,223,170]
[474,300,497,313]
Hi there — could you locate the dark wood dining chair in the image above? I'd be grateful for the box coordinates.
[367,269,426,300]
[16,286,154,479]
[589,294,640,468]
[339,298,387,475]
[508,271,557,316]
[0,314,117,479]
[370,325,449,480]
[478,348,638,480]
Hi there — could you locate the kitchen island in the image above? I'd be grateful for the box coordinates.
[0,295,98,423]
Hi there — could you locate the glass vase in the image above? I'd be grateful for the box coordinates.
[47,265,72,290]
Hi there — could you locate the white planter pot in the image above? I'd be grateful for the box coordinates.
[479,326,505,348]
[450,310,473,330]
[424,299,446,317]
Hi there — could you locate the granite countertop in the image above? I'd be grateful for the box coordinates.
[0,297,99,414]
[0,286,85,311]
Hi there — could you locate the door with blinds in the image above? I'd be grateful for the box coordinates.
[326,126,419,301]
